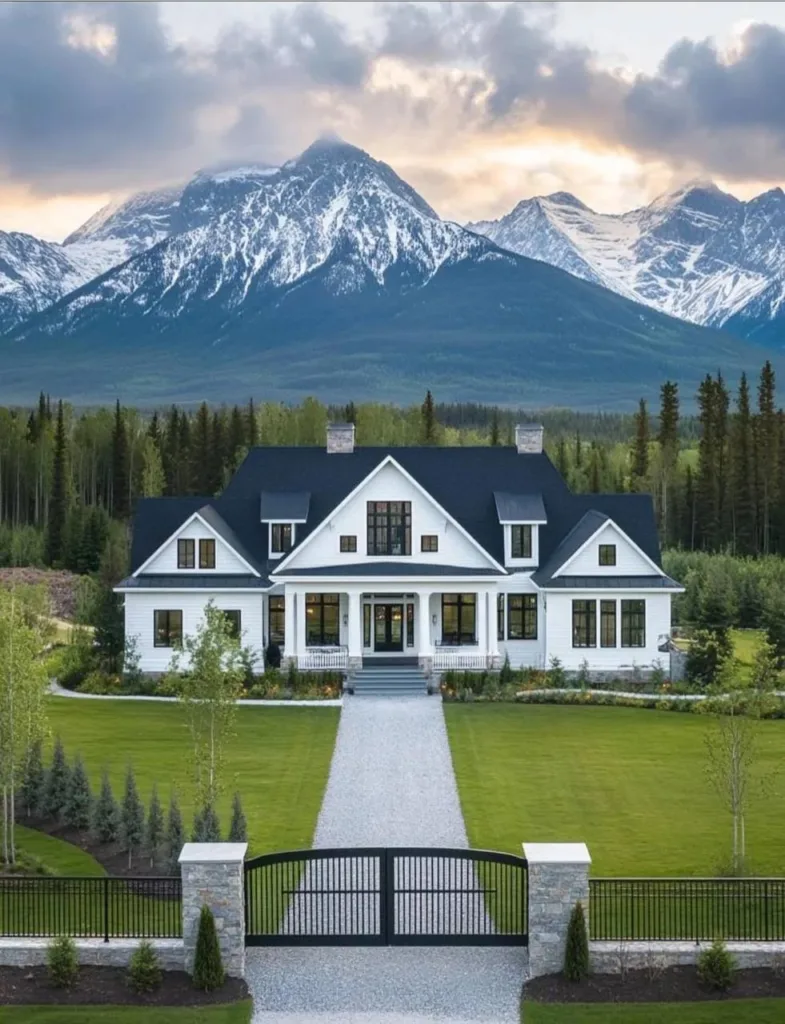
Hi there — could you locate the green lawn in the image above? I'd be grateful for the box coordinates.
[45,699,340,856]
[445,705,785,876]
[524,1001,785,1024]
[15,825,105,876]
[0,1004,252,1024]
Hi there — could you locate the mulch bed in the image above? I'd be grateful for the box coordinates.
[526,966,785,1003]
[0,965,248,1006]
[24,816,169,879]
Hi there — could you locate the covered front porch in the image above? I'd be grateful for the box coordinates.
[269,579,502,674]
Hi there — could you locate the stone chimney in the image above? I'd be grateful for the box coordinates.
[515,423,544,454]
[326,422,356,454]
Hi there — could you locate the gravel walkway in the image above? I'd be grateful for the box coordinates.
[247,696,524,1023]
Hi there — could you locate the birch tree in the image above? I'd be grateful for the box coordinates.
[172,602,244,808]
[0,584,50,865]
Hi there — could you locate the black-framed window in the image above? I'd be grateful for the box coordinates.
[572,599,596,648]
[177,538,194,569]
[599,544,617,566]
[497,594,505,641]
[421,535,438,552]
[199,538,216,569]
[621,600,646,647]
[363,604,371,647]
[306,593,340,646]
[441,593,476,645]
[511,525,532,558]
[600,600,616,648]
[366,501,411,556]
[271,523,293,555]
[340,535,357,552]
[154,610,182,648]
[406,603,415,647]
[268,596,285,646]
[508,594,537,640]
[222,610,241,640]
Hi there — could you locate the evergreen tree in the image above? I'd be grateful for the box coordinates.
[147,411,161,445]
[563,901,590,982]
[191,805,205,843]
[192,905,225,991]
[657,381,679,545]
[20,738,45,818]
[45,401,68,566]
[631,398,649,485]
[730,373,756,554]
[44,736,70,820]
[227,405,246,471]
[247,398,258,446]
[192,403,212,493]
[695,375,720,549]
[555,437,569,477]
[208,410,227,494]
[141,435,166,497]
[574,430,582,468]
[343,401,357,425]
[145,784,165,867]
[715,371,730,545]
[420,390,437,445]
[489,410,500,446]
[111,400,130,519]
[228,792,247,843]
[177,413,192,494]
[166,792,185,874]
[757,360,778,553]
[193,802,221,842]
[91,769,120,843]
[163,406,180,495]
[588,445,601,493]
[63,754,93,832]
[120,765,145,868]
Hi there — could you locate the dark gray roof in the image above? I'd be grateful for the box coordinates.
[129,446,667,584]
[532,510,610,586]
[196,505,259,573]
[260,491,310,522]
[494,492,547,523]
[273,563,505,577]
[539,575,684,590]
[116,574,268,590]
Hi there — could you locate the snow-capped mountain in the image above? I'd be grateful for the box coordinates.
[3,136,774,409]
[468,182,785,337]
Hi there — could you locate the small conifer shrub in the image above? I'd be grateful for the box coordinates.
[47,935,79,988]
[128,939,162,993]
[563,901,590,982]
[192,905,225,991]
[697,939,736,991]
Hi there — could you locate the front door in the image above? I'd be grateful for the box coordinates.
[374,604,404,652]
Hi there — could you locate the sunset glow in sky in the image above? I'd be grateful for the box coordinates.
[4,1,785,240]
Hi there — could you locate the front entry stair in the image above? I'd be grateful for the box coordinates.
[349,665,431,698]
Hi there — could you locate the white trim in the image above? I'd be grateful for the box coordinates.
[268,522,296,560]
[497,517,547,525]
[132,511,260,578]
[270,574,501,585]
[114,587,268,594]
[262,518,308,524]
[554,518,664,578]
[274,455,506,573]
[540,585,684,594]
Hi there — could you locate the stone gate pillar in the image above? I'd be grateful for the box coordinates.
[524,842,591,980]
[179,842,248,978]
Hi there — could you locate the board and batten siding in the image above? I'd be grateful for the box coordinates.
[557,522,655,577]
[280,461,494,570]
[125,592,265,673]
[544,590,670,672]
[141,519,252,576]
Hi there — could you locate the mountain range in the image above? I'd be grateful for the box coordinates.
[1,137,784,409]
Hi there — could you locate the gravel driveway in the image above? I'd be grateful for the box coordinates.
[247,696,524,1023]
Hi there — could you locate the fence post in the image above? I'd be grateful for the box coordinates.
[523,842,591,980]
[103,876,109,944]
[179,843,248,979]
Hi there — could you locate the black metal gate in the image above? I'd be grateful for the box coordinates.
[244,847,527,947]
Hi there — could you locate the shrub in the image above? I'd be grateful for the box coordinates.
[563,901,590,982]
[499,652,513,685]
[265,642,281,669]
[91,768,119,843]
[20,738,45,818]
[192,905,225,991]
[228,792,247,843]
[697,938,735,991]
[686,629,733,690]
[548,656,568,688]
[47,935,79,988]
[649,659,667,690]
[166,792,185,874]
[44,736,70,819]
[128,940,162,993]
[77,670,122,695]
[63,754,93,831]
[576,659,591,689]
[286,657,297,688]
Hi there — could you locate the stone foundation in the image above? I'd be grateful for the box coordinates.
[0,937,183,970]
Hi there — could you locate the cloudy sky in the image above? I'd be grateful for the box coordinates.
[4,0,785,240]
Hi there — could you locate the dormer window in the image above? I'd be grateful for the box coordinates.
[199,538,216,569]
[271,524,294,556]
[599,544,617,566]
[511,525,532,559]
[177,539,195,569]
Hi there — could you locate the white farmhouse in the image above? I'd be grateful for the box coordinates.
[116,423,683,683]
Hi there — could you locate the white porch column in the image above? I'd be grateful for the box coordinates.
[283,586,296,665]
[294,588,307,660]
[417,590,433,674]
[347,589,362,671]
[476,590,487,660]
[487,590,500,667]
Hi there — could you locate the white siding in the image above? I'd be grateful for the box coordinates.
[543,591,671,671]
[140,517,253,576]
[557,521,655,577]
[497,572,545,668]
[124,591,264,673]
[281,461,495,570]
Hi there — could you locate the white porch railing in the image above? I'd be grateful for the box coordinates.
[433,649,492,671]
[298,646,349,671]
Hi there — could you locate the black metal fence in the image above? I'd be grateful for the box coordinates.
[591,877,785,942]
[0,876,182,940]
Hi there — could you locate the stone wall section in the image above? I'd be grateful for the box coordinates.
[591,940,785,973]
[0,937,183,969]
[179,842,247,979]
[524,842,591,980]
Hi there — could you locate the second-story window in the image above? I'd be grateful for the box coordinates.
[177,538,194,569]
[199,538,216,569]
[271,524,293,555]
[340,535,357,552]
[367,501,411,556]
[421,535,438,552]
[511,525,532,559]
